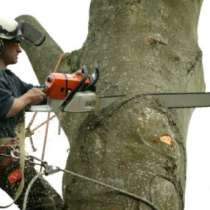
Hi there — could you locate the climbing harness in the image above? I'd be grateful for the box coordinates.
[0,123,26,209]
[0,110,53,209]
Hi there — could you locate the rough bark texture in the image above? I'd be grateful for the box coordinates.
[17,0,205,209]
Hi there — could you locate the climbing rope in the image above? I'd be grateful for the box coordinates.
[60,168,160,210]
[0,111,52,209]
[25,53,66,149]
[1,147,161,210]
[53,53,65,73]
[21,155,161,210]
[1,52,161,209]
[0,142,161,210]
[0,53,66,209]
[23,110,52,210]
[22,173,43,210]
[0,125,26,209]
[27,114,56,136]
[39,112,51,173]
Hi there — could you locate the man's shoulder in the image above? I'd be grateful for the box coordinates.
[5,69,16,76]
[0,69,6,77]
[0,70,7,85]
[0,69,19,88]
[0,69,14,77]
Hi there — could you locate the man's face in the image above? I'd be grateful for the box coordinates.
[1,40,22,66]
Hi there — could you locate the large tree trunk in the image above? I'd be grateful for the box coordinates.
[17,0,205,209]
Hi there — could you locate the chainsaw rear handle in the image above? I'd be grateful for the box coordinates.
[37,66,100,100]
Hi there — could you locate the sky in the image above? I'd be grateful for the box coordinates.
[0,1,210,210]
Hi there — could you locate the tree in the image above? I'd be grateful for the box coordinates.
[17,0,205,209]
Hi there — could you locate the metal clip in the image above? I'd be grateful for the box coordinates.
[10,149,20,159]
[44,164,60,176]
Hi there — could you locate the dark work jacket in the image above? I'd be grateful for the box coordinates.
[0,69,33,138]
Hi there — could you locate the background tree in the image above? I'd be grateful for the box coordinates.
[17,0,205,209]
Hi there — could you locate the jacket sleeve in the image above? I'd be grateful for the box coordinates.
[20,80,33,94]
[8,70,33,94]
[0,85,14,119]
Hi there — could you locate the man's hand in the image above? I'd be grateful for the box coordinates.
[6,88,46,118]
[24,88,46,105]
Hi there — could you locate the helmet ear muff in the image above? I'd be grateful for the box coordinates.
[0,39,5,54]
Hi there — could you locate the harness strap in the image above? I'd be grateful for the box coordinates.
[0,140,16,173]
[14,122,26,203]
[0,123,26,208]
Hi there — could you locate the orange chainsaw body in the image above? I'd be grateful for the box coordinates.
[44,71,91,100]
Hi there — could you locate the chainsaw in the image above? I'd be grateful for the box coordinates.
[30,66,99,112]
[30,66,210,112]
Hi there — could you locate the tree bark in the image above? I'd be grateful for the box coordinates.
[17,0,205,209]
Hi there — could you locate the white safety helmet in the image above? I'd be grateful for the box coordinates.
[0,17,21,41]
[0,16,45,51]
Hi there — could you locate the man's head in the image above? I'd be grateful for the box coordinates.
[0,39,22,66]
[0,17,22,66]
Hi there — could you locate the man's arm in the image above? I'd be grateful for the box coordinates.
[6,88,45,118]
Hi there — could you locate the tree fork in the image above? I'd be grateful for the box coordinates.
[17,0,205,209]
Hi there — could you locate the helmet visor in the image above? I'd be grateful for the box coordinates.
[19,22,45,46]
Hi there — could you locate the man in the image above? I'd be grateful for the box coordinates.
[0,17,64,210]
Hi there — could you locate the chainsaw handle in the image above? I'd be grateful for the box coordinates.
[81,65,89,77]
[33,84,47,89]
[91,66,99,87]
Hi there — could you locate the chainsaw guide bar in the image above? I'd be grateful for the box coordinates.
[30,92,210,113]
